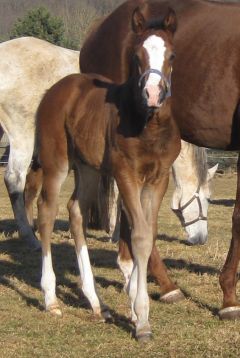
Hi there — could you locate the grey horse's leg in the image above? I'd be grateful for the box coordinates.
[3,128,40,249]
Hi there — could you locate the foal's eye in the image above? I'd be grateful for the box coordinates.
[169,53,176,63]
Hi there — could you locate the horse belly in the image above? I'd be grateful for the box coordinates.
[173,14,240,150]
[75,135,107,170]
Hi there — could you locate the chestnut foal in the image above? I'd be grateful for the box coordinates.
[37,7,180,341]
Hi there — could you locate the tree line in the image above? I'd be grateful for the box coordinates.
[0,0,124,48]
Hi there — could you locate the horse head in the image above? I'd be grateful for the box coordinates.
[131,4,177,109]
[171,142,219,246]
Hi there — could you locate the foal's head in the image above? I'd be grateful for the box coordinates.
[130,5,177,109]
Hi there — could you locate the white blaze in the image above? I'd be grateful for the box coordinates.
[143,35,166,86]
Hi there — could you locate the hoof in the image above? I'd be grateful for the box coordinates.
[94,306,112,322]
[101,308,113,322]
[160,289,185,304]
[47,304,63,317]
[136,331,152,343]
[136,323,152,343]
[219,306,240,320]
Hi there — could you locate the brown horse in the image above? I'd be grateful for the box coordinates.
[80,0,240,320]
[37,7,179,341]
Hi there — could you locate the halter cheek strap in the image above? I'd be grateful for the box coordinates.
[172,185,207,227]
[138,69,171,99]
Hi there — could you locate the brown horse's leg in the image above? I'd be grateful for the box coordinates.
[142,176,184,303]
[25,161,43,228]
[219,154,240,319]
[38,167,68,317]
[67,166,111,320]
[117,210,134,290]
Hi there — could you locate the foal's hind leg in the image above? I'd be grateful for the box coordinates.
[219,154,240,319]
[3,126,40,249]
[25,161,43,228]
[68,166,111,320]
[38,167,68,316]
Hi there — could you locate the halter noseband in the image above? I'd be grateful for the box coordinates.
[172,185,207,227]
[138,69,171,100]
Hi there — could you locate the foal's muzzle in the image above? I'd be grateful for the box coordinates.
[138,69,171,107]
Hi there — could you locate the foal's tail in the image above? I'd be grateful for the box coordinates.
[89,174,120,239]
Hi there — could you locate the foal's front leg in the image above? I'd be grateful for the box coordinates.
[115,172,153,341]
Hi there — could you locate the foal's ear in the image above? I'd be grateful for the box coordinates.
[163,8,177,34]
[132,6,146,34]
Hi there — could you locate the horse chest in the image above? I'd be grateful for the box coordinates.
[112,130,178,185]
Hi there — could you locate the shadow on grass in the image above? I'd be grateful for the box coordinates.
[149,290,219,317]
[0,233,132,332]
[0,219,69,236]
[158,233,191,245]
[0,219,18,235]
[0,276,44,311]
[209,199,235,207]
[163,258,219,276]
[0,230,225,330]
[182,289,220,317]
[107,310,134,336]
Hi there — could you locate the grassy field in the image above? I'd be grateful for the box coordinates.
[0,168,240,357]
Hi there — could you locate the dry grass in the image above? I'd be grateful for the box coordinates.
[0,167,240,357]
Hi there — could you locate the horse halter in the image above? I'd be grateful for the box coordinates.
[172,185,207,227]
[138,69,171,104]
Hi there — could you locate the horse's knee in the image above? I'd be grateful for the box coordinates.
[4,167,26,194]
[131,226,153,259]
[68,198,83,228]
[67,198,80,216]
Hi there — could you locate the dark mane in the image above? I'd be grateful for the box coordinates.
[193,146,208,185]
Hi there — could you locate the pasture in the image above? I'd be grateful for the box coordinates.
[0,168,240,357]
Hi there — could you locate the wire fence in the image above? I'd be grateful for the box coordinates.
[0,133,9,165]
[0,134,238,172]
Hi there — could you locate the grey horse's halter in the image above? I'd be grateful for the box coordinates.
[138,69,171,103]
[172,185,207,227]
